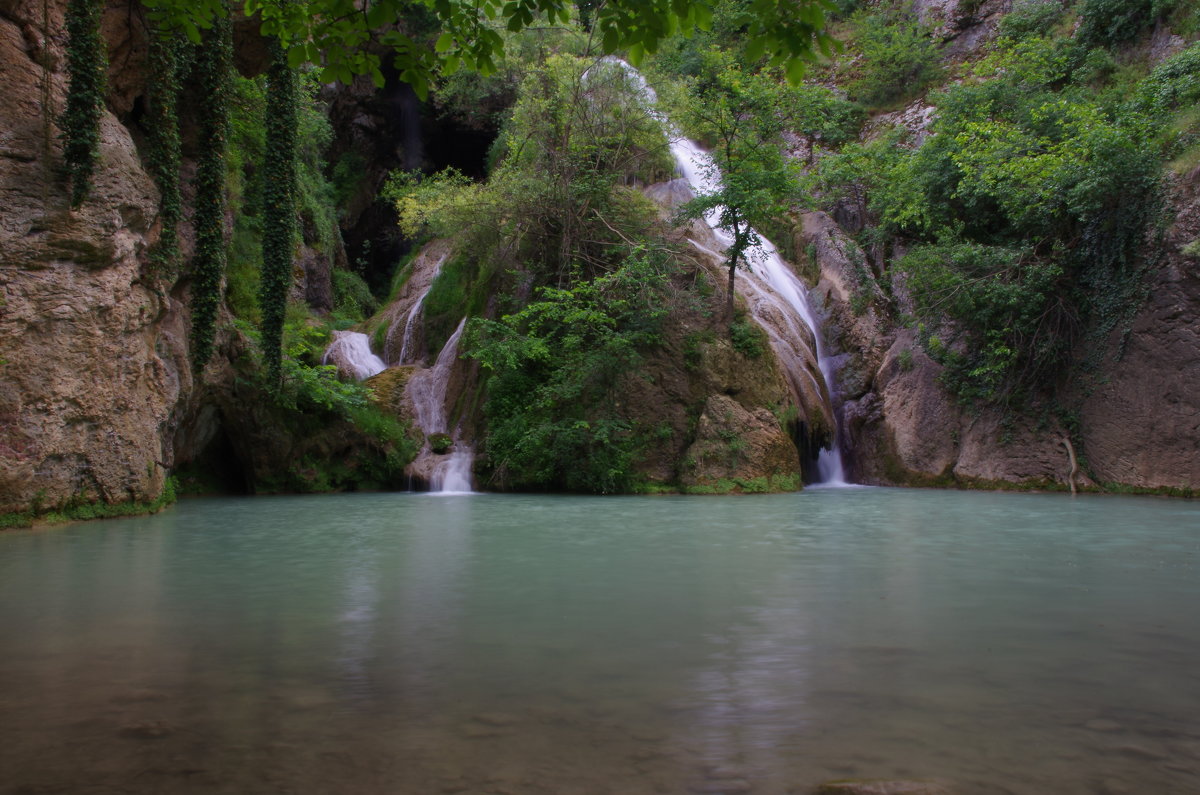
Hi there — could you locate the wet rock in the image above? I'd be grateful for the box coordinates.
[688,780,752,794]
[1095,778,1132,795]
[704,766,748,780]
[118,720,175,739]
[1085,719,1123,733]
[110,690,169,704]
[472,712,518,727]
[460,724,506,740]
[1113,744,1169,761]
[813,781,953,795]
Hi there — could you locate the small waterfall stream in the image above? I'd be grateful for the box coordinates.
[321,243,473,493]
[609,59,848,484]
[403,318,475,494]
[322,331,387,380]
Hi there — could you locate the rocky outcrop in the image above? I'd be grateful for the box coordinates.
[800,210,1087,490]
[679,394,800,492]
[370,237,453,365]
[1076,168,1200,491]
[804,178,1200,493]
[0,0,184,513]
[0,0,393,516]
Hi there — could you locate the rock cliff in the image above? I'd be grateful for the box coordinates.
[0,0,182,513]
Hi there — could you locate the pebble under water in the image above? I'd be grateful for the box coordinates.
[1,489,1198,794]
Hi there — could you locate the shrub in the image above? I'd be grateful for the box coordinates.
[729,316,766,358]
[848,6,942,108]
[332,269,377,324]
[1077,0,1154,49]
[999,0,1065,41]
[467,248,671,493]
[841,36,1165,405]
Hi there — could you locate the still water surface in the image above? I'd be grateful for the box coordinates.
[1,489,1198,794]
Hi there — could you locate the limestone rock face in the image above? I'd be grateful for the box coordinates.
[679,395,799,492]
[802,212,1081,490]
[1077,169,1200,490]
[0,1,186,513]
[807,166,1200,492]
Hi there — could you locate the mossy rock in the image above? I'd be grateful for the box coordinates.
[364,367,415,416]
[428,433,453,454]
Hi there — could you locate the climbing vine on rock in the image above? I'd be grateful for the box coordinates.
[259,37,298,385]
[189,10,233,372]
[145,23,187,271]
[62,0,107,208]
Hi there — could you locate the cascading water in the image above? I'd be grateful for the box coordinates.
[322,330,387,381]
[383,249,449,366]
[610,59,848,484]
[402,317,475,494]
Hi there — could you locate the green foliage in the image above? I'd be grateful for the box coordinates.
[682,328,715,370]
[234,314,418,473]
[388,55,670,285]
[189,11,233,373]
[331,269,377,325]
[422,253,491,355]
[467,248,670,493]
[259,38,299,385]
[145,26,187,270]
[847,4,941,108]
[138,0,834,100]
[62,0,107,208]
[669,49,803,318]
[998,0,1064,41]
[729,315,766,357]
[1138,43,1200,115]
[783,84,864,148]
[0,478,178,529]
[681,473,800,494]
[428,432,454,454]
[1076,0,1154,49]
[817,34,1166,405]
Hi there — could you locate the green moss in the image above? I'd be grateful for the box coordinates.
[729,314,766,358]
[681,472,801,494]
[1,478,178,530]
[423,252,493,355]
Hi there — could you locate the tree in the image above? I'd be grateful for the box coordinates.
[672,50,802,322]
[137,0,838,99]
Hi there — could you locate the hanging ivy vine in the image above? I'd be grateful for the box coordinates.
[189,10,232,373]
[145,21,187,271]
[62,0,107,208]
[259,37,298,385]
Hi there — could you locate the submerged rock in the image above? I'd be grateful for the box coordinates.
[813,780,953,795]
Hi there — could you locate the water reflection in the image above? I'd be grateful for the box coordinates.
[0,490,1198,794]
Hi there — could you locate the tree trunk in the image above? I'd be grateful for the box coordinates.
[727,260,737,325]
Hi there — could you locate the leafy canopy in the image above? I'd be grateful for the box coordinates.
[139,0,838,98]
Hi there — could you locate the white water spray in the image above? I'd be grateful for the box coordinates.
[610,59,848,484]
[404,318,475,494]
[322,331,387,381]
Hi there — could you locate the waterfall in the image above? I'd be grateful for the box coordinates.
[378,245,451,366]
[609,59,848,484]
[322,331,387,381]
[404,318,475,494]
